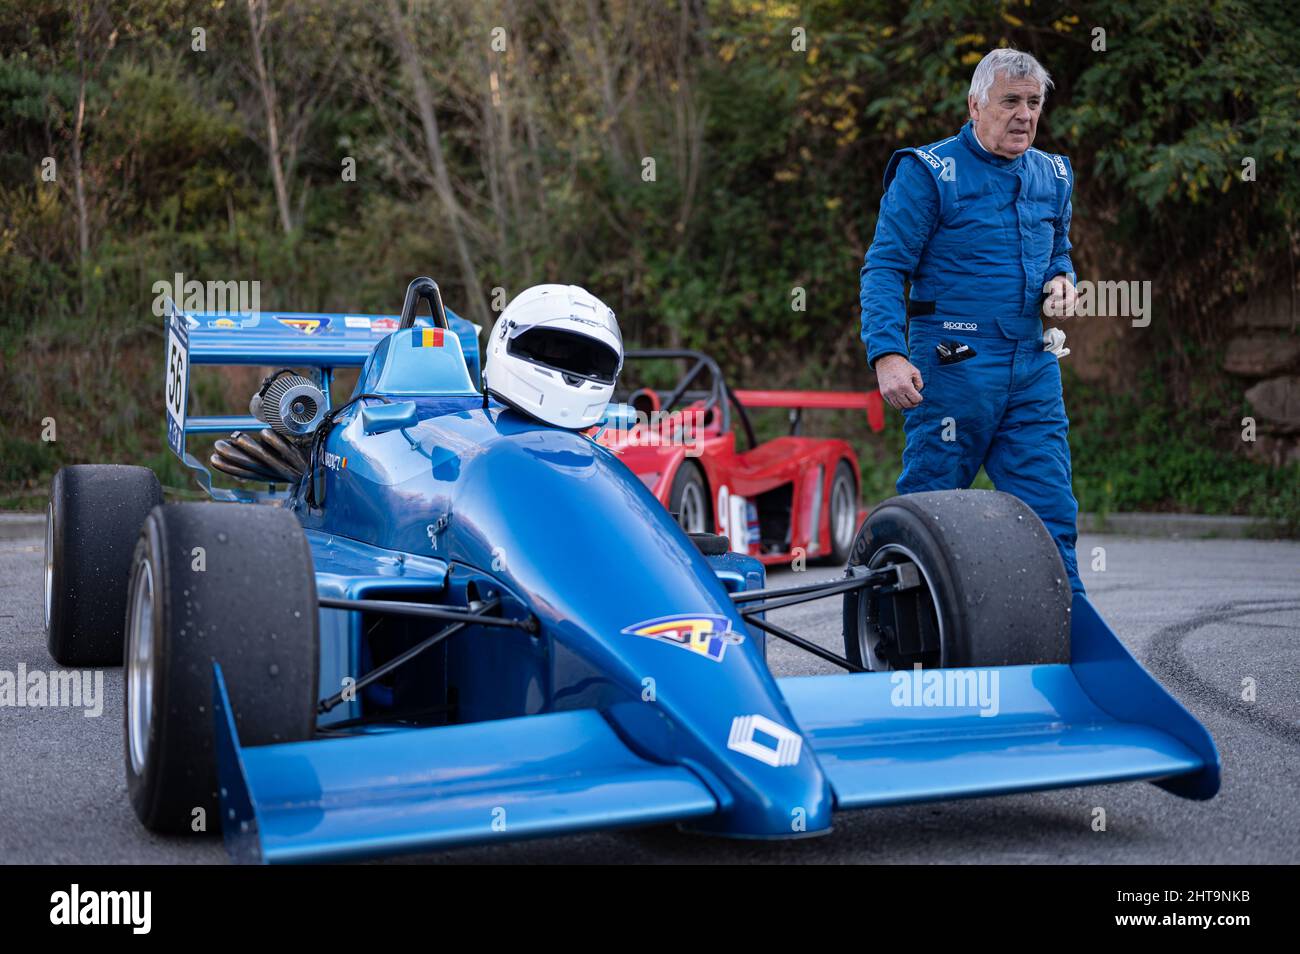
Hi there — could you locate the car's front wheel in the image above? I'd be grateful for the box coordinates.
[125,503,319,834]
[842,490,1071,670]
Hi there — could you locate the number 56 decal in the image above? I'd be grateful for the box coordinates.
[164,302,190,458]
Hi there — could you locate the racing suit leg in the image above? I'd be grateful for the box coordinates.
[982,339,1084,595]
[895,334,1012,496]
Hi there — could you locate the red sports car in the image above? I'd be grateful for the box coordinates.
[597,349,885,565]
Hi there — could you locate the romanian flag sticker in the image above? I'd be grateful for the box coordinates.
[413,327,445,348]
[621,613,744,662]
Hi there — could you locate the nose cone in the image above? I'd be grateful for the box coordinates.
[449,412,834,836]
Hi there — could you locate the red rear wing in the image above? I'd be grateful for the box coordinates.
[733,389,885,433]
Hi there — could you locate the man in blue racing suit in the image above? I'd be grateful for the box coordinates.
[860,48,1084,594]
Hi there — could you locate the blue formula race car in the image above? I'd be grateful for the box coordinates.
[42,277,1219,863]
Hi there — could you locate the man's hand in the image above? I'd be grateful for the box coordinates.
[1042,274,1077,318]
[875,353,925,410]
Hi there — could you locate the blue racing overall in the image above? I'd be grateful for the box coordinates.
[859,120,1084,593]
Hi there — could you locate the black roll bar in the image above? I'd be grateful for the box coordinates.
[399,276,450,331]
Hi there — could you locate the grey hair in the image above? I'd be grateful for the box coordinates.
[968,49,1053,106]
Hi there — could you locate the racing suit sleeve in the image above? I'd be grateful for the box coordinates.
[859,155,940,368]
[1044,178,1075,285]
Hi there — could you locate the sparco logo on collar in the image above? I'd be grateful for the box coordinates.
[943,321,978,331]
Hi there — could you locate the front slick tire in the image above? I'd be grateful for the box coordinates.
[124,503,319,834]
[843,490,1071,671]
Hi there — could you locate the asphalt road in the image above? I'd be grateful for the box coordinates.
[2,530,1297,864]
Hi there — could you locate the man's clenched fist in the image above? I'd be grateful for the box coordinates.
[1042,274,1077,318]
[875,353,925,410]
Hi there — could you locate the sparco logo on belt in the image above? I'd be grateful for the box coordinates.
[942,321,978,331]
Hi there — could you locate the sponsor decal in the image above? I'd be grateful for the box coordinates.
[913,147,942,171]
[622,613,744,662]
[324,451,347,471]
[413,327,445,348]
[277,317,330,335]
[202,315,259,329]
[727,714,803,767]
[1051,153,1068,179]
[344,315,372,330]
[942,321,978,331]
[370,317,399,333]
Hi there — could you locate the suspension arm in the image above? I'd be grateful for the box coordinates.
[317,597,503,714]
[319,595,537,632]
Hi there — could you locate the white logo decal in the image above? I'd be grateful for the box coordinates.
[727,714,803,767]
[913,148,942,171]
[942,321,978,331]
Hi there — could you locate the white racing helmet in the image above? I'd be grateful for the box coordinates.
[483,284,623,429]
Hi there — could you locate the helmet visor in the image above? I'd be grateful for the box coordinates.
[509,326,620,386]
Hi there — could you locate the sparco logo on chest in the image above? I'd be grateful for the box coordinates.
[942,321,978,331]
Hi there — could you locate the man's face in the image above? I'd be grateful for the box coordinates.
[968,73,1043,157]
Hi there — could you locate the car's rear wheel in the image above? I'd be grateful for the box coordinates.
[669,462,710,534]
[46,465,163,666]
[842,490,1071,670]
[125,503,319,834]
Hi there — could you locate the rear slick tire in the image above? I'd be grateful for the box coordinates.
[46,465,163,666]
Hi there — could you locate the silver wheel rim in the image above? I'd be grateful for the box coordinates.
[126,557,155,776]
[678,479,708,533]
[857,543,944,671]
[830,472,856,554]
[43,502,53,632]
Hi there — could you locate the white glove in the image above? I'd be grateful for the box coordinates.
[1042,327,1070,360]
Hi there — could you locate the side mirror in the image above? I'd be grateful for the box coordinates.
[599,402,639,431]
[361,400,418,435]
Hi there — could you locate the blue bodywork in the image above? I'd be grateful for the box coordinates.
[170,302,1218,864]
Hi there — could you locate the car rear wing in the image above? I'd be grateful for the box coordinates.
[732,389,886,434]
[619,349,886,444]
[162,292,481,502]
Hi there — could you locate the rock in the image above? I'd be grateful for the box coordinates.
[1234,289,1298,331]
[1242,434,1300,468]
[1224,334,1300,377]
[1245,375,1300,433]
